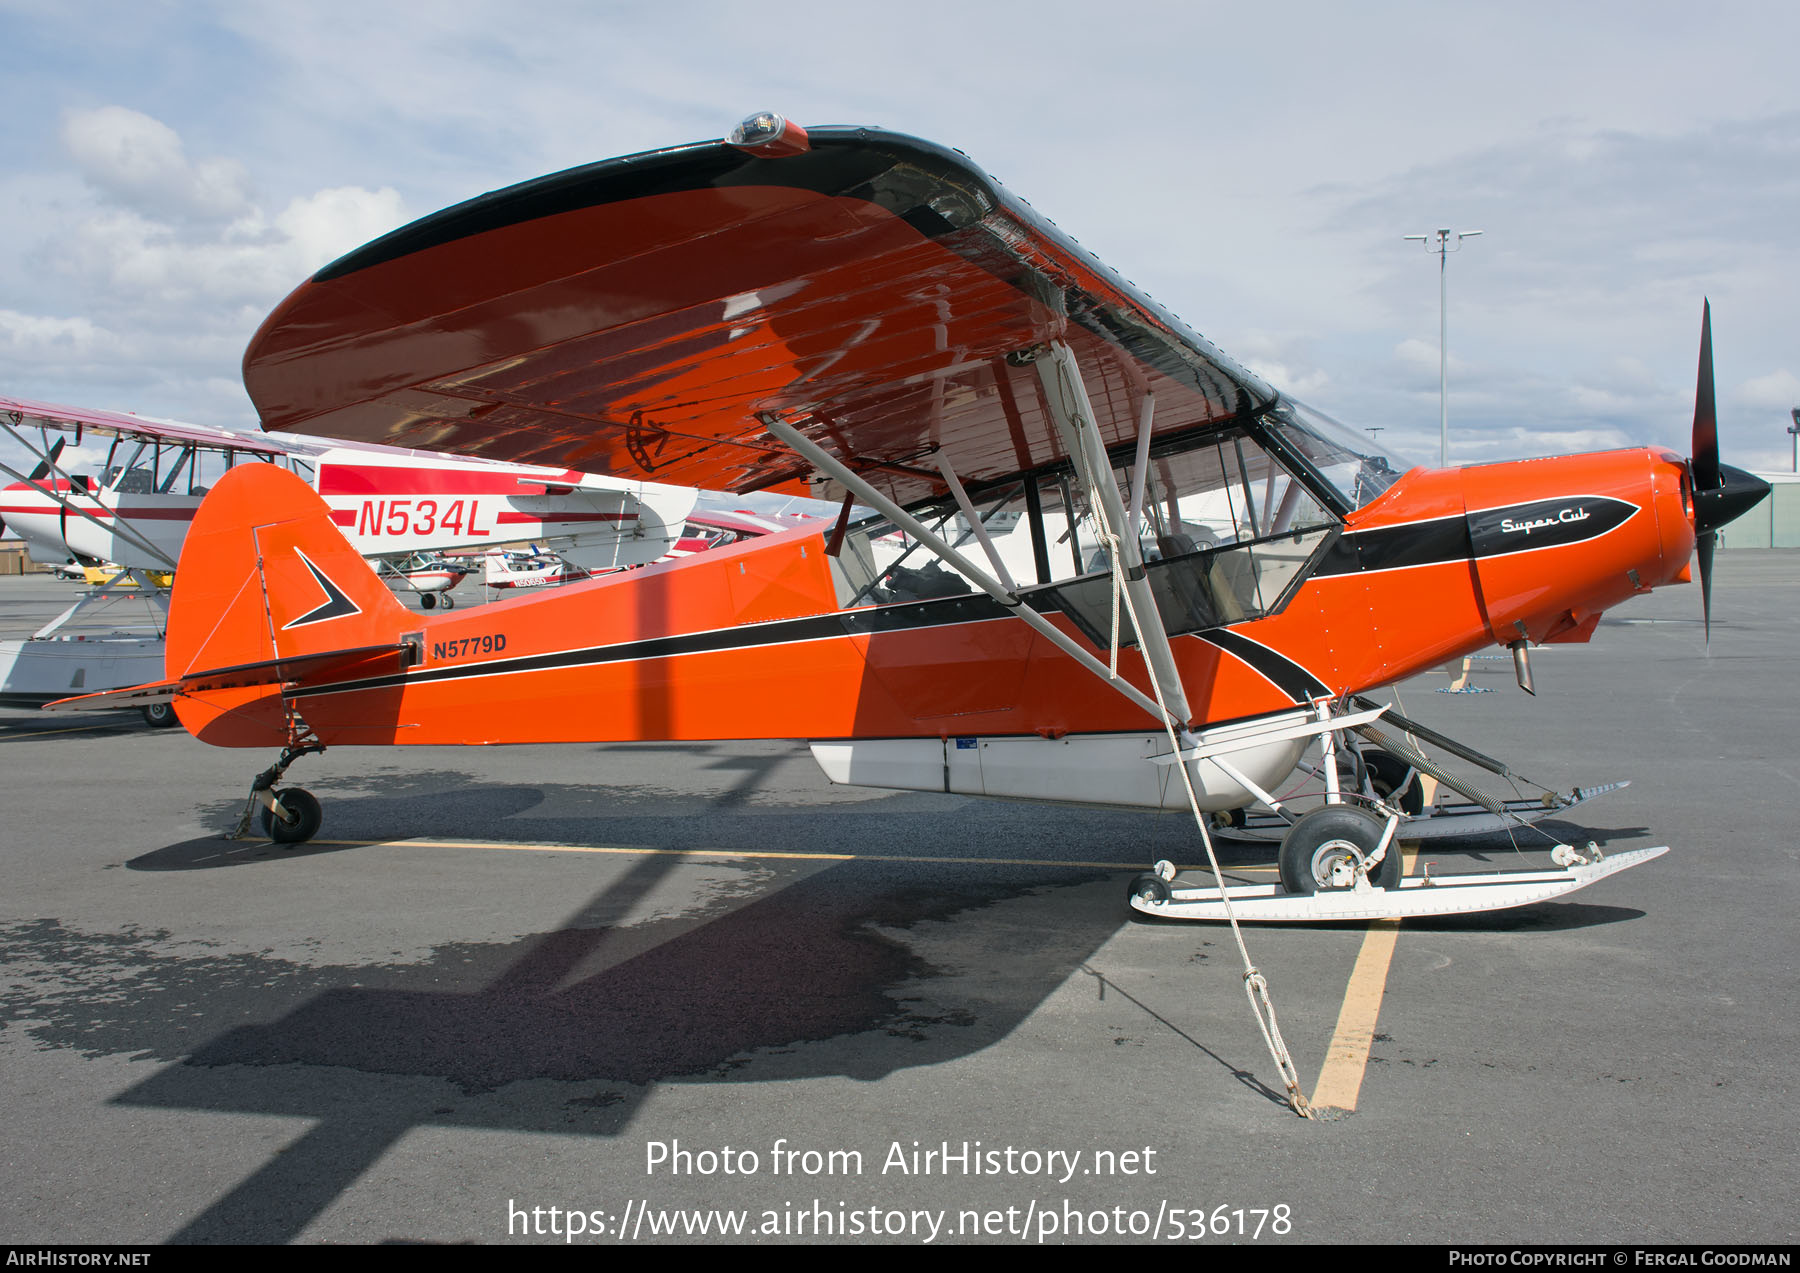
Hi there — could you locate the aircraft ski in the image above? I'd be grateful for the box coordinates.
[1129,845,1669,922]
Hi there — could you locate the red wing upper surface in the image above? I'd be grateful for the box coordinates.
[243,129,1275,508]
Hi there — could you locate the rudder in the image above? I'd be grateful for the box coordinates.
[166,464,409,745]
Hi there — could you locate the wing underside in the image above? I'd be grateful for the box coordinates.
[244,128,1277,509]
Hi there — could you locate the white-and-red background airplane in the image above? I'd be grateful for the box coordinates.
[0,394,698,577]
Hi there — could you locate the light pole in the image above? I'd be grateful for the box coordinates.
[1404,228,1482,467]
[1789,407,1799,474]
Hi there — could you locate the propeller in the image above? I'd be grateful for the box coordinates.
[1687,300,1772,641]
[28,437,66,482]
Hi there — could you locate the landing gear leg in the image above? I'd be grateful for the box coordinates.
[228,714,326,844]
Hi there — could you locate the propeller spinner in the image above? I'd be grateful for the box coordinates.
[1688,301,1772,640]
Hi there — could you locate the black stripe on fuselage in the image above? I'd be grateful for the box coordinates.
[1314,514,1471,577]
[286,588,1333,717]
[286,592,1022,701]
[1190,629,1331,703]
[1315,495,1639,578]
[285,584,1325,709]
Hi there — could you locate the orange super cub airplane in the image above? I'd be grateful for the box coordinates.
[51,115,1769,922]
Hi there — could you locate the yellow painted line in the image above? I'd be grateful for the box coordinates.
[0,722,132,740]
[302,837,1206,872]
[1309,846,1415,1113]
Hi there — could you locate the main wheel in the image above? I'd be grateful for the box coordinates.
[1362,749,1425,815]
[420,593,437,610]
[141,701,178,729]
[1277,805,1401,895]
[260,787,322,845]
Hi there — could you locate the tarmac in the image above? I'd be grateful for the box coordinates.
[0,556,1794,1246]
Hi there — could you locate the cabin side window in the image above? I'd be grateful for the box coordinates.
[824,426,1339,643]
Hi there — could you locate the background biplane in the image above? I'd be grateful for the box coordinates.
[1,394,696,714]
[49,116,1768,920]
[1,395,696,579]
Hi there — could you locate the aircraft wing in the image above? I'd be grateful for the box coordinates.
[2,391,608,473]
[244,125,1277,508]
[2,395,292,458]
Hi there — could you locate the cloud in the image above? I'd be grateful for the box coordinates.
[1,108,407,437]
[1245,361,1331,397]
[35,107,409,312]
[0,309,115,361]
[1733,369,1800,411]
[61,106,252,222]
[274,186,409,279]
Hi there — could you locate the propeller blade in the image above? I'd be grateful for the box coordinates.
[1691,300,1719,493]
[28,437,67,483]
[1696,531,1714,643]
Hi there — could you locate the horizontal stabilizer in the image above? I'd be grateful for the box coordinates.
[43,641,414,714]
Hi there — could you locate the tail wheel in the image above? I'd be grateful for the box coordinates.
[260,788,322,845]
[141,701,179,729]
[1278,805,1400,894]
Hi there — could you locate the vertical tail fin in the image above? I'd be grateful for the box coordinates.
[166,464,409,745]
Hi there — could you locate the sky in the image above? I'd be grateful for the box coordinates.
[1,0,1796,484]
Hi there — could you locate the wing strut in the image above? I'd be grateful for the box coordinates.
[0,411,181,571]
[758,415,1174,728]
[1031,343,1193,723]
[1023,340,1314,1117]
[769,339,1319,1118]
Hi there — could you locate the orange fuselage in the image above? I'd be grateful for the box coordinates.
[170,445,1694,751]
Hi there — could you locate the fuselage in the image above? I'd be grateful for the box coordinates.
[248,444,1695,751]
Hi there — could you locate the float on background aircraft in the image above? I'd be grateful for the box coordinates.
[0,395,695,716]
[50,115,1770,923]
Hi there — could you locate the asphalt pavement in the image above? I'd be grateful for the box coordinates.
[0,558,1793,1246]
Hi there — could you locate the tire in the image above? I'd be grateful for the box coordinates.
[1128,874,1172,907]
[1278,805,1401,894]
[260,788,322,845]
[141,701,178,729]
[439,593,456,610]
[420,593,437,610]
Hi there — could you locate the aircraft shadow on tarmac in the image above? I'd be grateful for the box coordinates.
[97,858,1128,1242]
[4,768,1249,1243]
[17,757,1656,1242]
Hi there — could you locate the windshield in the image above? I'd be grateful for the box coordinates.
[1263,399,1411,512]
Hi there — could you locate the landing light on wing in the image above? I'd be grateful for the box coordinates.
[728,111,810,157]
